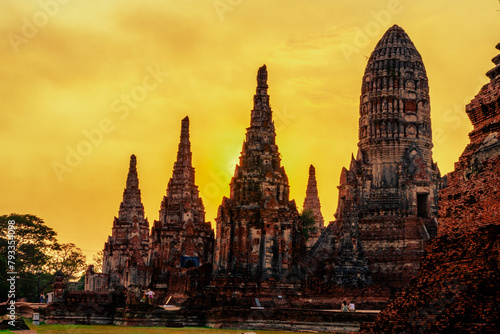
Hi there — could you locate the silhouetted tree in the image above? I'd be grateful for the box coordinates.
[46,243,87,281]
[0,213,86,301]
[91,250,104,273]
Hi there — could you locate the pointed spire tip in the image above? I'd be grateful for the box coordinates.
[257,65,268,88]
[130,154,137,168]
[181,116,190,135]
[309,164,315,174]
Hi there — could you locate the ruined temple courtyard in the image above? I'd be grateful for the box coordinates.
[41,26,500,333]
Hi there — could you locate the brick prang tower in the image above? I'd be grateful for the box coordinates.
[332,25,446,288]
[102,155,151,289]
[149,117,214,288]
[213,65,302,281]
[302,164,325,249]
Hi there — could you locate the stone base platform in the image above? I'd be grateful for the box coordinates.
[206,307,379,332]
[46,305,379,332]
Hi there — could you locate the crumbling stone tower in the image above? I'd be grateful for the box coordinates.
[149,117,214,289]
[213,65,302,281]
[302,165,325,249]
[102,155,151,289]
[333,25,446,288]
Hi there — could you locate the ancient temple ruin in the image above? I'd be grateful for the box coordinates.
[213,65,302,281]
[149,116,214,290]
[311,25,446,288]
[101,155,152,289]
[70,26,497,333]
[362,41,500,334]
[302,165,325,249]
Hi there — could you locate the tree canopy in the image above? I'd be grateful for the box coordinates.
[300,209,317,241]
[92,250,104,273]
[0,213,87,302]
[0,214,58,273]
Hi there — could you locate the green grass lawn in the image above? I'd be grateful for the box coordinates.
[0,321,335,334]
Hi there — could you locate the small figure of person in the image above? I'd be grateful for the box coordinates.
[40,293,45,303]
[341,300,348,312]
[141,291,146,303]
[348,301,355,312]
[146,289,155,305]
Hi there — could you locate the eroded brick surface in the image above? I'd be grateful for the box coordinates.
[361,225,500,333]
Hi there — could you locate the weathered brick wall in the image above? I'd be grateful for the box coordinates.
[85,265,109,292]
[358,217,432,288]
[45,291,121,325]
[361,224,499,333]
[439,155,500,236]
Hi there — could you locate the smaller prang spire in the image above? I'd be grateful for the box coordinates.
[303,165,324,230]
[257,64,269,90]
[251,65,273,128]
[103,154,150,289]
[169,116,195,186]
[166,116,199,201]
[118,154,145,221]
[175,116,192,168]
[126,154,139,189]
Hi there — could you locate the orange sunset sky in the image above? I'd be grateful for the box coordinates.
[1,0,499,261]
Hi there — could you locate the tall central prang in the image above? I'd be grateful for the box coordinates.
[331,25,446,288]
[356,24,438,215]
[213,65,302,281]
